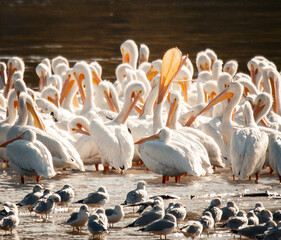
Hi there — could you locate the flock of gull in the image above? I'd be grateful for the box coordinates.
[0,39,281,238]
[0,181,280,239]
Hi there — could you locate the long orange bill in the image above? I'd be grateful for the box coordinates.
[269,77,278,114]
[74,73,86,104]
[166,100,178,127]
[253,103,264,122]
[122,91,142,124]
[157,48,183,104]
[178,80,188,103]
[185,89,234,126]
[76,123,90,136]
[92,71,102,86]
[26,102,46,132]
[0,132,25,148]
[134,132,160,145]
[3,66,16,98]
[104,91,118,113]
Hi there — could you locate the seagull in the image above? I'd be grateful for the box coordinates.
[125,205,164,228]
[257,209,273,224]
[64,205,89,231]
[165,202,186,223]
[136,196,164,214]
[0,210,19,233]
[87,213,108,238]
[221,201,238,221]
[55,184,75,208]
[223,210,248,230]
[32,194,60,219]
[95,208,108,229]
[75,186,109,208]
[198,211,214,236]
[0,202,18,219]
[232,220,276,239]
[247,211,259,225]
[105,205,124,227]
[17,184,44,210]
[122,181,148,205]
[138,213,177,239]
[180,220,203,239]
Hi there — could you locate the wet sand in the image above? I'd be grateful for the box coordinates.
[0,165,280,239]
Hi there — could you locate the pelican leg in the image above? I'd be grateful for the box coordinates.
[269,167,273,174]
[36,176,41,183]
[95,164,99,171]
[175,177,178,183]
[232,175,235,181]
[249,175,252,180]
[162,176,166,184]
[20,176,25,184]
[255,172,259,183]
[278,174,281,183]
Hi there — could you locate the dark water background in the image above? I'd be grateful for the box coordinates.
[0,0,281,89]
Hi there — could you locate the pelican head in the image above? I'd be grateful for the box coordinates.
[223,60,238,77]
[205,48,217,67]
[196,51,211,72]
[139,43,149,64]
[120,39,138,69]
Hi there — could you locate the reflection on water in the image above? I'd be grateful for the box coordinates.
[0,0,281,88]
[0,165,281,239]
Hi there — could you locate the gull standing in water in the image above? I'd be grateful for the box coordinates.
[76,186,109,208]
[64,205,89,231]
[122,181,148,205]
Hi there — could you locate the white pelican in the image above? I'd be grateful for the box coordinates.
[36,62,51,92]
[88,81,145,171]
[4,57,25,98]
[196,51,211,73]
[6,92,84,171]
[139,43,149,64]
[69,116,101,170]
[190,82,269,181]
[120,39,138,69]
[167,91,224,169]
[205,48,217,68]
[51,56,69,74]
[223,60,238,77]
[0,129,56,184]
[0,62,7,90]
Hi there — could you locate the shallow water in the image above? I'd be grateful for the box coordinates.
[0,165,280,239]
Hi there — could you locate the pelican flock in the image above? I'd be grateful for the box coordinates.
[0,39,281,239]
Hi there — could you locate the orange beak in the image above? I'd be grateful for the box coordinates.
[104,90,118,113]
[74,73,86,104]
[60,76,75,105]
[26,102,46,132]
[92,71,102,86]
[157,48,184,104]
[122,91,142,124]
[185,88,234,126]
[166,99,178,127]
[134,132,160,145]
[0,132,25,148]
